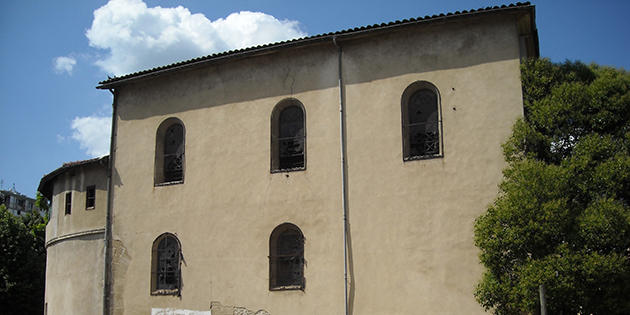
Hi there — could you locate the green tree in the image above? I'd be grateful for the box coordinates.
[0,204,47,315]
[35,191,50,221]
[474,59,630,315]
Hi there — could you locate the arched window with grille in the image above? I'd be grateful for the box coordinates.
[269,223,305,290]
[402,81,442,160]
[151,233,181,295]
[155,118,185,185]
[271,99,306,172]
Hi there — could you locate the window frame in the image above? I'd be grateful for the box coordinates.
[65,192,72,215]
[85,185,96,210]
[151,233,182,296]
[401,81,443,161]
[269,223,305,291]
[271,99,306,173]
[155,118,185,186]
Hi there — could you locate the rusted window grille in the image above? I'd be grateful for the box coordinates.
[272,105,305,172]
[162,124,184,182]
[403,88,441,160]
[86,185,96,209]
[65,192,72,215]
[152,234,181,294]
[270,224,304,290]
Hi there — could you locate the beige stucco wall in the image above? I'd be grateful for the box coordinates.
[46,162,108,240]
[108,13,525,315]
[45,234,105,314]
[45,161,108,315]
[342,15,523,315]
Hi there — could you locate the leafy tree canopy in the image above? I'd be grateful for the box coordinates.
[35,191,50,221]
[0,204,47,315]
[474,59,630,315]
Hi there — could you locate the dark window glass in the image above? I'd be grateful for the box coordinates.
[152,234,181,293]
[407,89,439,157]
[163,124,184,182]
[271,101,306,173]
[269,224,304,290]
[65,192,72,215]
[277,106,305,170]
[402,83,442,161]
[86,186,96,209]
[275,229,304,287]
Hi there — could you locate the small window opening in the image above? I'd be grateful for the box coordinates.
[65,192,72,215]
[86,185,96,209]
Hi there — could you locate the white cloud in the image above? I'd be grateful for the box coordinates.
[53,56,77,75]
[71,116,112,157]
[86,0,307,76]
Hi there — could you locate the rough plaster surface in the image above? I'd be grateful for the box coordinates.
[151,308,211,315]
[210,301,270,315]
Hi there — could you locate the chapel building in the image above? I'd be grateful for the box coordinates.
[40,3,539,314]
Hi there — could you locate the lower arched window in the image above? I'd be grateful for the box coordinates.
[269,223,305,290]
[151,233,181,295]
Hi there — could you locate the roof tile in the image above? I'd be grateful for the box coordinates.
[97,2,533,88]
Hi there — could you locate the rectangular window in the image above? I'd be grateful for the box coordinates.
[65,192,72,215]
[86,186,96,209]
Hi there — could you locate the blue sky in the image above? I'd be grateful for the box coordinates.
[1,0,629,198]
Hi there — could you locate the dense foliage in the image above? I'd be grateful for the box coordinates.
[0,203,47,315]
[474,59,630,315]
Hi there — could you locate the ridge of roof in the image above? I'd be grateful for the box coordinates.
[97,2,533,89]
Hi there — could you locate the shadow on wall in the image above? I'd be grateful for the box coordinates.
[116,14,518,122]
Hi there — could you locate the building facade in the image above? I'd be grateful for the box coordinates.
[1,188,41,217]
[41,3,538,314]
[39,156,109,315]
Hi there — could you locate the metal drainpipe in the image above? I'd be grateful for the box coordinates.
[103,88,117,315]
[333,36,349,315]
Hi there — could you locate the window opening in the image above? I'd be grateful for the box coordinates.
[86,185,96,209]
[402,82,442,160]
[155,118,185,185]
[65,192,72,215]
[163,124,184,182]
[269,223,304,290]
[271,100,306,172]
[151,234,181,295]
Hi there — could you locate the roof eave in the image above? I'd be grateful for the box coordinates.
[38,156,109,200]
[96,2,536,90]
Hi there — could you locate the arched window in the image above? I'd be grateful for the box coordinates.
[269,223,305,290]
[271,99,306,172]
[151,233,181,295]
[402,81,442,160]
[155,118,185,185]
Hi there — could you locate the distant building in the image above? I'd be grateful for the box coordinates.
[40,3,538,315]
[1,187,42,217]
